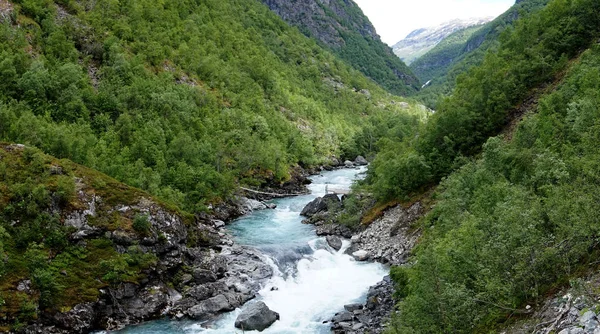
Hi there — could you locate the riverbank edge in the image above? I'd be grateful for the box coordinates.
[13,159,365,334]
[302,197,425,334]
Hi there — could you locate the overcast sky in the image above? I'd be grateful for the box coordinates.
[353,0,516,45]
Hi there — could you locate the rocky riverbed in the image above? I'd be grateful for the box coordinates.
[300,190,425,333]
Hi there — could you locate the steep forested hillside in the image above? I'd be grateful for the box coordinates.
[409,23,487,83]
[346,0,600,332]
[0,0,424,213]
[260,0,421,96]
[393,18,492,66]
[412,0,551,107]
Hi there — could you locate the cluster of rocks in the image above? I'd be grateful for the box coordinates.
[16,177,283,333]
[297,191,427,333]
[299,192,425,333]
[503,282,600,334]
[343,156,368,168]
[301,194,342,218]
[209,196,276,223]
[322,155,368,172]
[301,196,422,265]
[346,203,422,265]
[328,276,395,334]
[300,193,358,238]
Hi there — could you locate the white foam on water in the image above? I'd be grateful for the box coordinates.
[117,166,386,334]
[194,240,386,334]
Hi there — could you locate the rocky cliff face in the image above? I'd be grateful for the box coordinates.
[262,0,378,48]
[0,144,277,333]
[392,17,493,65]
[260,0,420,96]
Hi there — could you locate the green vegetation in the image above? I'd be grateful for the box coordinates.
[0,0,419,213]
[0,145,160,329]
[314,0,421,96]
[355,0,600,332]
[390,43,600,333]
[410,24,486,84]
[367,0,600,202]
[411,0,551,108]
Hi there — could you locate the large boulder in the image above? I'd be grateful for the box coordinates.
[187,294,233,320]
[354,156,368,166]
[234,301,280,332]
[352,250,370,261]
[239,197,268,213]
[300,194,340,217]
[326,235,343,251]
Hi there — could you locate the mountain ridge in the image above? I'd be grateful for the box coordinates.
[259,0,421,96]
[392,17,493,65]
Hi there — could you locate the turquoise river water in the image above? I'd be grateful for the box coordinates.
[114,167,388,333]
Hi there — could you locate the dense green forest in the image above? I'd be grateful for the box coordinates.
[411,0,551,108]
[0,0,424,213]
[352,0,600,332]
[0,0,430,328]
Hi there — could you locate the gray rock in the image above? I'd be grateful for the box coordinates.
[17,280,32,293]
[333,311,354,322]
[353,322,365,330]
[580,310,597,326]
[234,301,280,332]
[238,197,268,214]
[352,250,370,261]
[211,220,226,228]
[326,235,343,251]
[350,202,422,265]
[300,194,340,217]
[354,156,368,166]
[344,303,363,312]
[344,160,354,168]
[339,321,353,330]
[586,319,599,332]
[52,302,96,333]
[187,294,232,319]
[359,89,371,99]
[192,268,217,284]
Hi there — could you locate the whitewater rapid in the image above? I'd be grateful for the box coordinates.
[118,167,388,333]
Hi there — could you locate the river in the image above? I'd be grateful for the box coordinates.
[116,167,388,333]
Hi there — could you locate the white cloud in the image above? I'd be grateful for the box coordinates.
[353,0,515,45]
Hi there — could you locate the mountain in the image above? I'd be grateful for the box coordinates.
[260,0,421,96]
[412,0,552,107]
[392,18,493,65]
[409,24,488,83]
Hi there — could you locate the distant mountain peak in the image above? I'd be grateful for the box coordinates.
[393,17,494,65]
